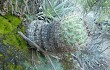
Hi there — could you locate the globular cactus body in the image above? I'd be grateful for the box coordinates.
[26,13,88,54]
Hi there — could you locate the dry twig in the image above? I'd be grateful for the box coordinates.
[18,31,57,70]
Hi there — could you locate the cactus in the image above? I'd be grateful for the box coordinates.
[57,13,88,48]
[26,13,88,54]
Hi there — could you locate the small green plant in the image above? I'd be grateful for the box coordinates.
[42,0,74,19]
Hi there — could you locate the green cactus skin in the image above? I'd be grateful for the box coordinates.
[57,13,88,49]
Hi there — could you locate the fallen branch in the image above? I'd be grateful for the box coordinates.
[18,31,56,70]
[18,31,47,55]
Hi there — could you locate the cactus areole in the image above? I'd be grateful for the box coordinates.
[26,13,88,54]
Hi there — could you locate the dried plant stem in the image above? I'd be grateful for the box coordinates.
[71,53,84,70]
[8,0,14,14]
[15,0,18,12]
[18,31,47,54]
[18,31,56,70]
[23,0,30,14]
[101,46,110,53]
[46,55,57,70]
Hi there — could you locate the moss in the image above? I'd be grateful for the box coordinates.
[0,53,3,57]
[4,14,21,26]
[0,14,28,54]
[5,64,23,70]
[21,25,26,33]
[9,64,23,70]
[0,14,21,34]
[0,16,13,34]
[0,13,30,70]
[3,33,28,52]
